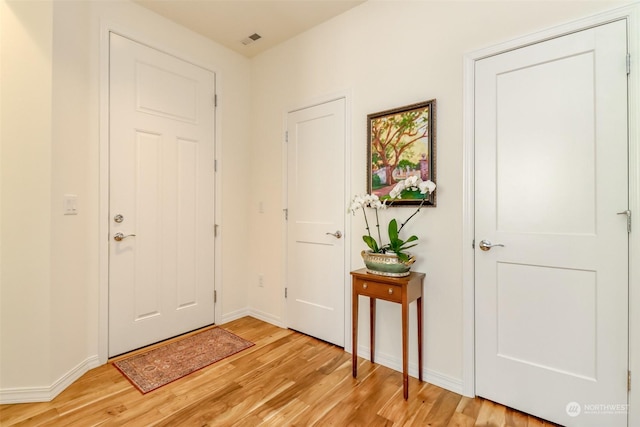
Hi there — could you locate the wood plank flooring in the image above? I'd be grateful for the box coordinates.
[0,317,559,426]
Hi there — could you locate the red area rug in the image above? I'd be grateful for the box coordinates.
[113,327,254,393]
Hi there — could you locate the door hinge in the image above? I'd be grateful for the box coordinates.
[283,208,288,220]
[214,224,219,237]
[214,94,218,107]
[628,370,632,391]
[214,290,217,304]
[285,288,288,298]
[627,53,631,75]
[472,239,475,249]
[285,130,288,143]
[214,159,218,172]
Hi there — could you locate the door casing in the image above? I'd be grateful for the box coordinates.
[98,25,222,364]
[462,3,640,425]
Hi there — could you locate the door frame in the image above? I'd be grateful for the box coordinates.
[282,91,352,350]
[462,1,640,421]
[98,23,221,364]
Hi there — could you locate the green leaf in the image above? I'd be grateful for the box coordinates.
[388,219,399,242]
[362,235,379,252]
[397,252,410,263]
[398,243,418,251]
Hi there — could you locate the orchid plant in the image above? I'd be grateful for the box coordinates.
[349,176,436,263]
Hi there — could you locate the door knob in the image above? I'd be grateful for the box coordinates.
[114,232,136,242]
[326,230,342,239]
[479,239,505,251]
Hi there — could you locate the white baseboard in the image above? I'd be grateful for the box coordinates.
[357,345,464,395]
[424,368,465,395]
[247,308,284,328]
[218,307,252,324]
[0,355,100,404]
[219,307,284,329]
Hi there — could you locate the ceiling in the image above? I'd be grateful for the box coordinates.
[133,0,366,58]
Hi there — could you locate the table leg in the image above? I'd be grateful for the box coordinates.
[417,296,423,382]
[370,297,376,364]
[402,297,409,400]
[352,288,358,378]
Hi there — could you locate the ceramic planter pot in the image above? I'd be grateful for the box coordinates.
[361,250,416,277]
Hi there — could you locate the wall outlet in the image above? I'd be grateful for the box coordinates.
[63,194,78,215]
[258,274,264,287]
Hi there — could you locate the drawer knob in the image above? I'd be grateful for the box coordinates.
[388,288,393,295]
[363,283,368,289]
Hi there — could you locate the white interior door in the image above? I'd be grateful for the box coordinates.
[109,33,216,357]
[286,98,346,346]
[475,20,629,426]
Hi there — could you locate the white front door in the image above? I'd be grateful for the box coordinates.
[286,98,346,346]
[475,21,628,426]
[109,33,216,357]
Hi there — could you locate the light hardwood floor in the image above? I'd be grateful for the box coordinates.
[0,317,559,426]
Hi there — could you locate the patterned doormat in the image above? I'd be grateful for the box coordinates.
[113,327,254,393]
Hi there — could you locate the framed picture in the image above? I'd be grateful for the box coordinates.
[367,99,436,206]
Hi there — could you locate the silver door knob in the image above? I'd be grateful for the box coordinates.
[326,230,342,239]
[479,239,505,251]
[114,232,136,242]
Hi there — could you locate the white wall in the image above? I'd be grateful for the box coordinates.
[50,0,94,386]
[0,0,251,401]
[249,0,632,390]
[0,0,53,390]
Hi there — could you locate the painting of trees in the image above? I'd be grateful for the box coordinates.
[367,100,436,204]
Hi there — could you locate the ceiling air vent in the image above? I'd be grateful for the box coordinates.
[241,33,262,46]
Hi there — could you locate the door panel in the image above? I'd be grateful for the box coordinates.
[495,52,596,235]
[496,263,597,379]
[109,33,216,356]
[287,99,346,346]
[475,21,628,426]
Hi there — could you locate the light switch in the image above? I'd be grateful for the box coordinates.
[63,194,78,215]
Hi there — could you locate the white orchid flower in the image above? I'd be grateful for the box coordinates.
[405,175,419,190]
[349,193,391,213]
[418,180,436,195]
[370,199,387,210]
[364,194,378,206]
[348,194,366,214]
[389,181,405,199]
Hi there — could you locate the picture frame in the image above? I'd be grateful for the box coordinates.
[367,99,436,206]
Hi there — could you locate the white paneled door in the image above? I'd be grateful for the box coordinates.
[109,33,216,357]
[475,21,629,426]
[286,98,346,346]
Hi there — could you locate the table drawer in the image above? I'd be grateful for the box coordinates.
[356,279,402,303]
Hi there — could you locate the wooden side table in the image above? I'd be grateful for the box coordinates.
[351,268,425,400]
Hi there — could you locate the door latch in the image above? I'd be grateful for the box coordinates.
[617,210,631,233]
